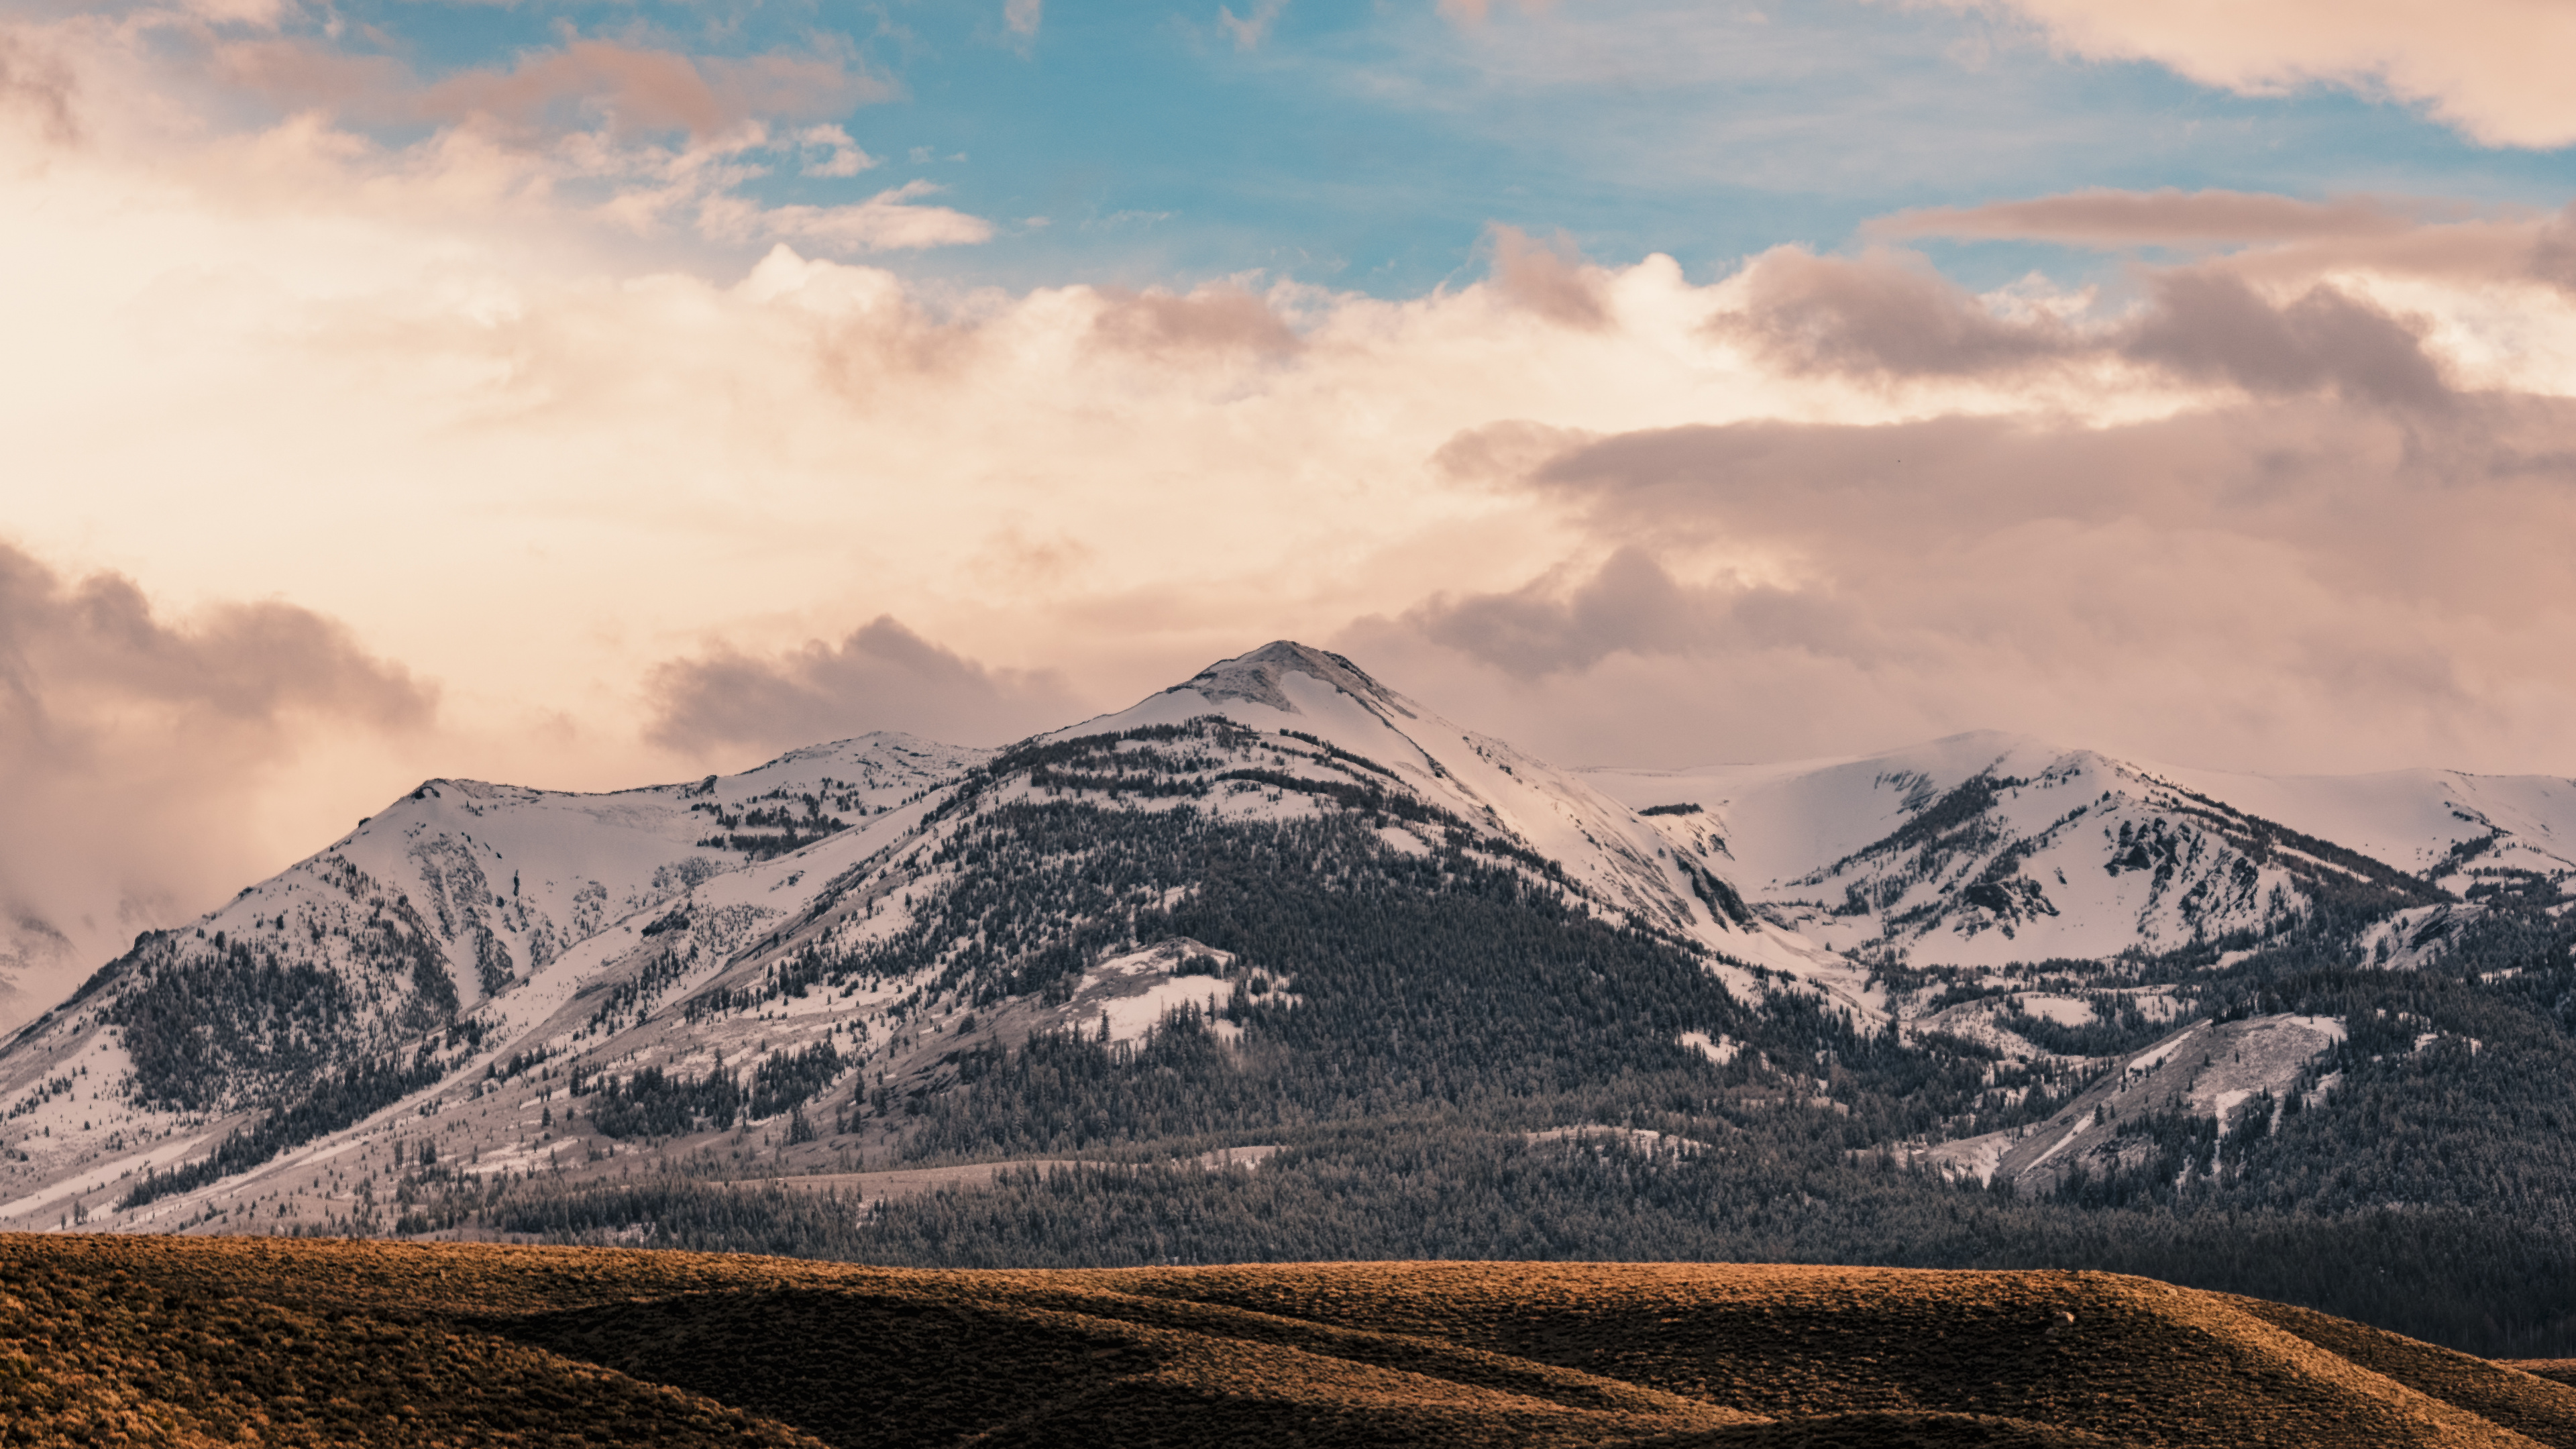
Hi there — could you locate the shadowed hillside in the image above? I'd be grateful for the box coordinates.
[8,1236,2576,1446]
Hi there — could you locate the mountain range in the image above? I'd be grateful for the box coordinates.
[5,641,2574,1351]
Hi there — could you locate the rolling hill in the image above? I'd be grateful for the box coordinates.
[9,1233,2576,1448]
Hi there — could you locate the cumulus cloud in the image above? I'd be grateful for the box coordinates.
[1720,246,2077,378]
[1091,281,1302,356]
[1489,225,1612,330]
[0,541,435,1027]
[1718,244,2455,406]
[645,617,1083,759]
[1909,0,2576,149]
[2123,270,2449,408]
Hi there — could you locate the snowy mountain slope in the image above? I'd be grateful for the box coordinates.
[0,643,1823,1233]
[5,649,2569,1243]
[2147,764,2576,898]
[1584,731,2445,971]
[0,735,979,1227]
[1914,1011,2349,1195]
[1087,644,1870,1004]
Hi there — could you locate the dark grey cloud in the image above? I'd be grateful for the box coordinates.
[2123,271,2450,409]
[1719,246,2455,409]
[0,541,435,1026]
[1719,247,2075,378]
[644,615,1081,757]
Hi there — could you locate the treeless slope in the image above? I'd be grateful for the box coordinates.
[1081,1262,2566,1449]
[2512,1364,2576,1390]
[502,1285,1758,1448]
[3,1236,2569,1449]
[2226,1297,2576,1449]
[0,1245,825,1449]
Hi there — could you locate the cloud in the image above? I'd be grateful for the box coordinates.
[0,540,435,1027]
[1371,393,2576,771]
[1407,546,1723,675]
[706,180,996,254]
[1218,0,1291,50]
[1091,282,1303,356]
[1488,225,1611,329]
[1909,0,2576,148]
[219,36,891,144]
[423,41,737,138]
[1006,0,1044,41]
[2122,270,2449,409]
[644,617,1084,758]
[1438,0,1552,21]
[1871,188,2433,247]
[796,123,878,178]
[0,29,78,145]
[8,42,2576,902]
[1717,244,2455,407]
[1720,245,2076,378]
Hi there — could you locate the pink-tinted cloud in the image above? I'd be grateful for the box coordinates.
[1091,282,1302,356]
[1720,245,2076,378]
[0,540,435,1027]
[1718,244,2454,407]
[0,28,78,145]
[1904,0,2576,148]
[1872,188,2432,247]
[219,36,888,142]
[706,180,996,254]
[1489,224,1611,329]
[1366,393,2576,772]
[645,616,1082,757]
[2123,270,2448,409]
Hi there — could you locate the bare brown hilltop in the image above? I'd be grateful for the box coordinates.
[9,1235,2576,1447]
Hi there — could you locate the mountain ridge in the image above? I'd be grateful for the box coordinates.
[3,641,2574,1358]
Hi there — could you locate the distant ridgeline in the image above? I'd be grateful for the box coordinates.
[5,644,2576,1356]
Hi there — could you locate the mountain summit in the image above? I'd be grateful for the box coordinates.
[4,642,2576,1354]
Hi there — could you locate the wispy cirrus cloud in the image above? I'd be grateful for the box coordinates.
[1869,188,2438,247]
[216,36,894,144]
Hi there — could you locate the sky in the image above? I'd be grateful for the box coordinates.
[3,0,2575,1008]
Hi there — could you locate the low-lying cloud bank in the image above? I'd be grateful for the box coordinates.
[645,617,1082,757]
[0,543,433,1024]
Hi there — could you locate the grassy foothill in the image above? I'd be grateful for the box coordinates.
[5,1234,2576,1447]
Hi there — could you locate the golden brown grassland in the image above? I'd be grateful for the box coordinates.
[6,1234,2576,1447]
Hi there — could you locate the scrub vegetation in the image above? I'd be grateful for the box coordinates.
[7,1234,2576,1448]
